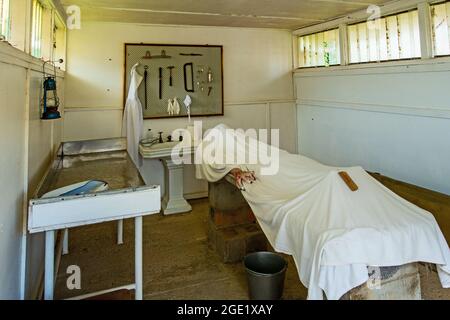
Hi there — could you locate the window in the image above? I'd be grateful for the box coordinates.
[31,0,44,58]
[348,10,421,64]
[53,14,66,69]
[298,29,340,67]
[431,1,450,56]
[0,0,10,40]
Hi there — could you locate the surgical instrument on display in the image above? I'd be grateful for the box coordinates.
[180,53,203,56]
[196,65,205,91]
[142,50,172,59]
[184,63,195,92]
[207,67,213,83]
[159,67,163,99]
[144,65,149,109]
[167,66,175,86]
[207,67,213,96]
[184,95,192,122]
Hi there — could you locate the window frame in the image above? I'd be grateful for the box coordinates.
[297,28,341,69]
[346,9,422,65]
[0,0,11,40]
[31,0,44,58]
[430,0,450,58]
[52,12,66,69]
[294,0,450,71]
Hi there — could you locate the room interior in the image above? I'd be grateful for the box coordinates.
[0,0,449,301]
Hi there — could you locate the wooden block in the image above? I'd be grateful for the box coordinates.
[338,171,358,191]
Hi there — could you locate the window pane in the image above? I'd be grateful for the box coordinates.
[432,1,450,56]
[54,15,66,70]
[298,29,340,67]
[0,0,10,40]
[31,0,43,58]
[348,10,420,64]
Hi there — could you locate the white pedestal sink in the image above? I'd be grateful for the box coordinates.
[140,141,194,215]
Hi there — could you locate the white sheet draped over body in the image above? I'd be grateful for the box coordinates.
[122,63,144,166]
[196,124,450,300]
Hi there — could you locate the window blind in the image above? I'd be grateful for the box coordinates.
[431,1,450,56]
[298,29,340,67]
[348,10,421,64]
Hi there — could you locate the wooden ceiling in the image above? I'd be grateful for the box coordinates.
[58,0,393,30]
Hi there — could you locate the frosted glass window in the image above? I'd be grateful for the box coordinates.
[431,1,450,56]
[53,15,66,69]
[348,10,421,63]
[0,0,10,40]
[31,0,44,58]
[298,29,340,67]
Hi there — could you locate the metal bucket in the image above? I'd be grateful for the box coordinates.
[244,251,287,300]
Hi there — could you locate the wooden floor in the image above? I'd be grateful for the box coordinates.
[54,199,307,300]
[54,198,448,300]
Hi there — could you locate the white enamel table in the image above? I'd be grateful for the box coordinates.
[28,138,161,300]
[140,141,194,215]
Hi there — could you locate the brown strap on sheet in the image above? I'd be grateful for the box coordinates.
[338,171,359,191]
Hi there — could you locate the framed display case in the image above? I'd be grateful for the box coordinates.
[124,43,224,119]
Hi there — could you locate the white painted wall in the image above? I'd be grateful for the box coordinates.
[26,69,65,300]
[0,59,27,300]
[64,22,296,197]
[295,59,450,195]
[0,42,65,299]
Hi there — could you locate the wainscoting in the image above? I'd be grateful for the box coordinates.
[295,58,450,195]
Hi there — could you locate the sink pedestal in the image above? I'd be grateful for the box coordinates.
[139,141,194,215]
[161,158,192,215]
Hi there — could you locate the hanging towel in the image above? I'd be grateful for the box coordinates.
[122,63,144,167]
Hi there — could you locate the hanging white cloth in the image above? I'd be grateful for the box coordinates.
[122,63,144,167]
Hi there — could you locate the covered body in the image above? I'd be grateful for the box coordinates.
[196,124,450,299]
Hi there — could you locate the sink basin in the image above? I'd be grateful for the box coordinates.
[139,140,194,159]
[146,140,191,149]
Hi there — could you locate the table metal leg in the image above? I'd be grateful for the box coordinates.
[63,228,69,255]
[44,230,55,300]
[135,217,143,300]
[117,219,124,244]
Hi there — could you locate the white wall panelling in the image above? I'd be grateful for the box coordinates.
[0,42,65,299]
[295,58,450,195]
[0,60,27,300]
